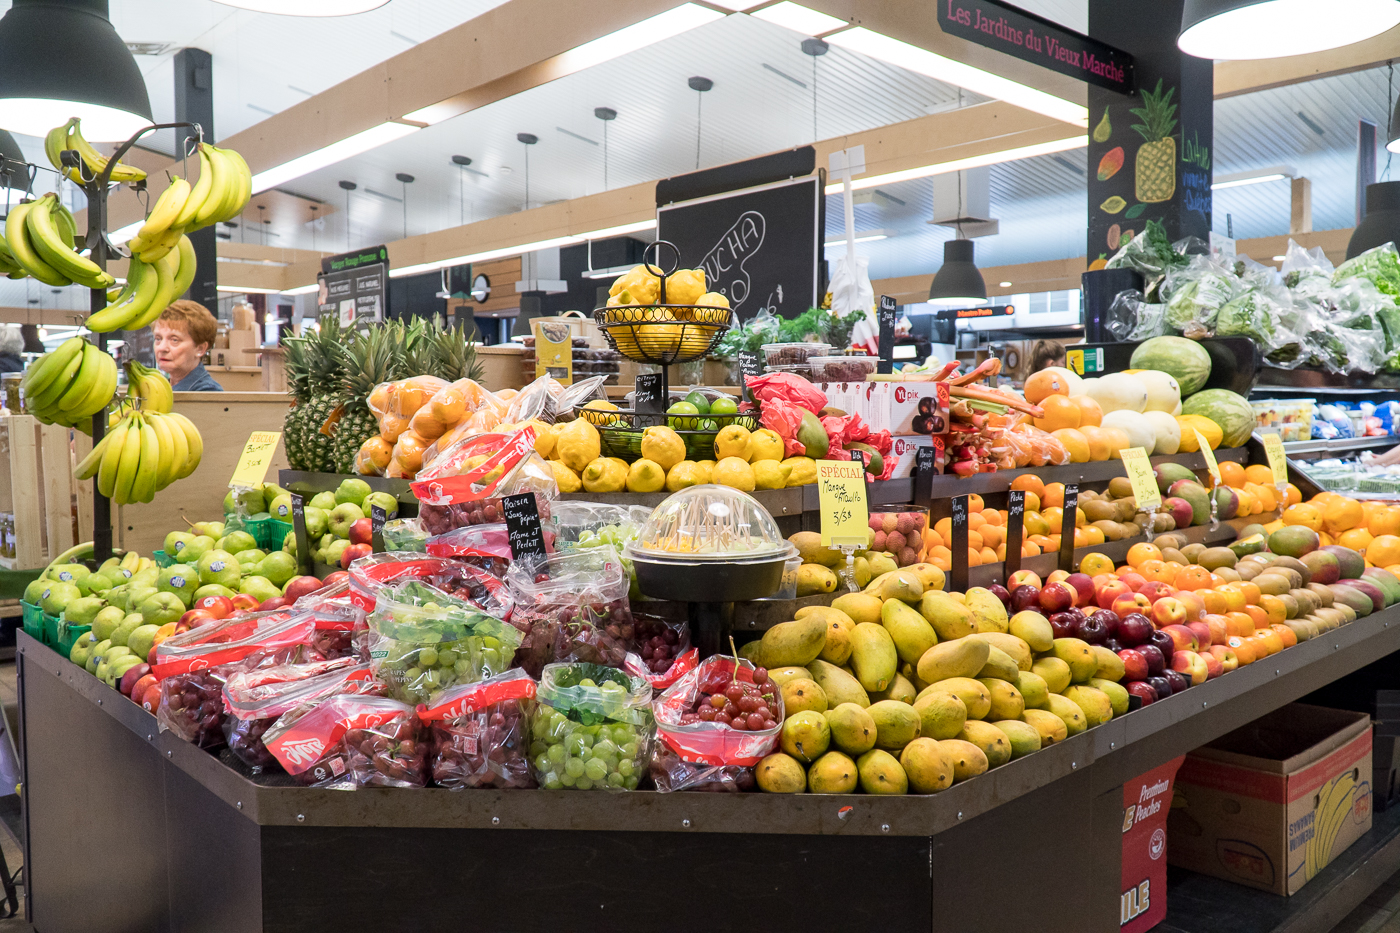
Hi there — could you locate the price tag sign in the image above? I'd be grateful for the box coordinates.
[1263,433,1288,487]
[914,446,937,506]
[1004,490,1025,579]
[1195,430,1222,487]
[877,295,896,375]
[230,431,281,488]
[1120,447,1161,511]
[1058,483,1079,573]
[817,460,869,547]
[533,319,573,385]
[737,350,762,403]
[949,495,970,593]
[634,372,665,416]
[502,493,548,567]
[370,505,387,553]
[290,492,312,577]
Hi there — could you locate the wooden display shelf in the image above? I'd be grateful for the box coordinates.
[0,414,78,571]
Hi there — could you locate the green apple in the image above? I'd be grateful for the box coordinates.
[182,535,215,563]
[268,494,293,520]
[309,491,337,511]
[193,583,237,603]
[109,614,143,647]
[126,625,161,664]
[335,478,372,507]
[217,531,258,555]
[64,596,105,626]
[240,575,281,605]
[666,400,700,430]
[323,539,351,567]
[197,550,242,588]
[22,578,46,605]
[164,531,196,557]
[329,503,364,539]
[304,506,330,539]
[157,564,199,606]
[138,593,184,628]
[40,581,81,615]
[363,491,399,520]
[256,551,298,587]
[91,605,127,641]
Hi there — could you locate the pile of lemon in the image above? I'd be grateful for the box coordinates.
[537,413,819,495]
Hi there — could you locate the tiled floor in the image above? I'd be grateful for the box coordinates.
[1331,873,1400,933]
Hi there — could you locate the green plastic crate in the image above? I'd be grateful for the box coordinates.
[20,601,43,643]
[153,549,174,568]
[249,517,293,551]
[56,620,91,657]
[41,613,60,648]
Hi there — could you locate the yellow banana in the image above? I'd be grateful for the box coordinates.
[164,411,203,478]
[194,146,236,228]
[85,258,156,333]
[5,202,71,286]
[27,345,87,414]
[138,176,190,242]
[131,416,160,503]
[173,146,214,230]
[153,413,188,484]
[44,121,72,178]
[26,193,115,289]
[145,412,175,490]
[127,247,182,331]
[56,344,101,413]
[96,418,130,498]
[21,336,84,398]
[74,428,111,480]
[66,119,146,183]
[112,414,145,505]
[64,349,118,419]
[170,235,196,301]
[211,146,252,223]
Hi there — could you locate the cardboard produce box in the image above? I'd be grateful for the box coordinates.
[1168,704,1373,895]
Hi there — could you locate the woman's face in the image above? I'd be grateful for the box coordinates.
[153,322,207,379]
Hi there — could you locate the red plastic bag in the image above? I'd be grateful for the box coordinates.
[348,553,514,620]
[746,371,827,415]
[221,660,379,771]
[419,670,538,789]
[758,398,810,458]
[412,427,559,537]
[425,522,555,579]
[622,613,697,691]
[649,656,783,792]
[264,694,423,787]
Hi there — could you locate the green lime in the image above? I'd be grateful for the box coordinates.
[709,396,739,416]
[683,391,711,415]
[666,401,699,430]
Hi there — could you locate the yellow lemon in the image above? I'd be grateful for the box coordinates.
[550,460,582,493]
[666,460,704,492]
[752,460,791,490]
[748,428,785,462]
[711,456,756,492]
[782,456,817,486]
[714,424,752,461]
[527,420,558,458]
[582,457,627,493]
[555,418,601,472]
[640,425,686,471]
[694,460,716,484]
[626,459,666,493]
[581,400,622,426]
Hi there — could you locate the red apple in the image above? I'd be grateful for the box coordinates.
[1207,645,1239,673]
[321,570,350,589]
[1118,613,1155,647]
[1151,597,1188,629]
[348,517,374,546]
[118,663,151,697]
[1137,643,1166,676]
[258,597,289,612]
[1009,585,1041,612]
[1008,570,1042,590]
[1048,612,1079,639]
[230,594,260,611]
[1162,669,1191,694]
[1162,624,1199,652]
[1200,652,1225,680]
[1064,573,1095,607]
[1186,620,1213,650]
[129,673,157,705]
[987,583,1011,608]
[282,575,324,603]
[1112,592,1152,619]
[1096,580,1132,610]
[1117,648,1149,682]
[1126,681,1159,706]
[1038,582,1075,614]
[193,595,233,619]
[178,609,215,629]
[140,681,163,713]
[341,542,373,569]
[1138,581,1176,605]
[1171,650,1208,686]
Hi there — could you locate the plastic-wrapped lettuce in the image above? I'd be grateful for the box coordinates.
[1163,255,1239,336]
[1333,243,1400,298]
[1105,290,1170,340]
[1105,220,1191,301]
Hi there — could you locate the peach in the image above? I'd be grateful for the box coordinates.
[1207,645,1239,673]
[1186,620,1214,651]
[1112,592,1152,619]
[1162,624,1198,652]
[1064,573,1096,607]
[1008,570,1043,590]
[1172,650,1209,686]
[1152,597,1188,629]
[1097,580,1132,610]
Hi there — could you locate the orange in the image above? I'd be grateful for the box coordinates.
[1070,395,1103,427]
[1281,503,1321,531]
[1101,427,1132,456]
[1338,528,1374,552]
[1387,563,1400,576]
[1218,585,1246,613]
[1174,565,1214,591]
[1244,605,1269,629]
[1126,542,1162,568]
[1142,560,1178,585]
[1042,483,1066,510]
[1024,369,1073,405]
[1323,497,1365,534]
[1035,395,1082,431]
[1249,483,1278,512]
[1259,595,1286,626]
[1244,464,1275,486]
[1053,428,1091,463]
[1225,611,1255,637]
[1367,535,1400,568]
[1370,507,1400,538]
[1010,474,1045,500]
[1082,525,1105,546]
[1284,484,1302,507]
[1075,507,1088,528]
[1042,506,1065,530]
[1227,636,1258,665]
[1080,553,1115,576]
[1270,623,1298,649]
[1255,629,1284,655]
[1219,461,1246,489]
[1078,426,1113,462]
[1200,589,1228,615]
[980,547,998,564]
[1073,528,1090,548]
[1238,581,1262,605]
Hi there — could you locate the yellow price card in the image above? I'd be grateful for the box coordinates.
[817,459,869,548]
[1194,430,1222,486]
[230,431,281,488]
[1120,447,1161,510]
[1262,433,1288,486]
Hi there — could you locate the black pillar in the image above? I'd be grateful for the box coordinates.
[174,47,218,311]
[1087,1,1212,266]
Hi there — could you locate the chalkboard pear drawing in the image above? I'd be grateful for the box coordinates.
[701,210,765,311]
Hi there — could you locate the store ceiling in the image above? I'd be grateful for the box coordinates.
[0,0,1390,316]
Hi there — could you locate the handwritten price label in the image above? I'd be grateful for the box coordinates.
[1195,430,1222,486]
[1262,433,1288,487]
[230,431,281,488]
[1120,447,1161,511]
[817,460,869,548]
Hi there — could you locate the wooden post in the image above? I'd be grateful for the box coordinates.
[1291,177,1313,235]
[38,423,75,559]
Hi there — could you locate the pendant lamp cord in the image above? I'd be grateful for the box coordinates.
[812,53,818,141]
[1386,60,1394,182]
[603,119,609,190]
[696,90,702,170]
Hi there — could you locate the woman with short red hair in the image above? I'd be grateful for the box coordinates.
[154,300,223,392]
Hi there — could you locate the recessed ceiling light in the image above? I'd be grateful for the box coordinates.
[999,281,1013,288]
[1179,0,1400,60]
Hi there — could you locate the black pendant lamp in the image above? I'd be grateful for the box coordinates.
[0,129,24,165]
[1179,0,1400,60]
[1348,182,1400,260]
[1389,91,1399,155]
[0,0,151,141]
[929,239,987,304]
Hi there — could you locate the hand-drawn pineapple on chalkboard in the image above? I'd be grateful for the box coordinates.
[1131,80,1178,204]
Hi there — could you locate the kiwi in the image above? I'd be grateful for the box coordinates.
[1198,547,1238,570]
[1108,477,1133,499]
[1181,543,1206,562]
[1092,519,1124,541]
[1161,548,1187,565]
[1082,501,1116,523]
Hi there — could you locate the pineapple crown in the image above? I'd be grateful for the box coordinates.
[339,324,400,402]
[1129,79,1178,145]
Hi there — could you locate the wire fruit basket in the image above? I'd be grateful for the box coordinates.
[592,240,733,367]
[579,407,759,463]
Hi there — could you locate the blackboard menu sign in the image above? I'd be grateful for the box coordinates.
[634,373,665,415]
[1005,490,1025,578]
[318,245,388,326]
[502,493,547,566]
[290,492,311,577]
[913,446,936,505]
[370,505,387,553]
[657,176,820,320]
[877,295,896,375]
[738,350,762,403]
[1057,483,1079,573]
[949,495,970,593]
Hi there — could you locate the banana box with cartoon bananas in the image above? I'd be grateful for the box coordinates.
[1167,704,1372,895]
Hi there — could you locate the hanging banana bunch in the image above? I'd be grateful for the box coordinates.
[74,408,203,504]
[124,360,173,413]
[44,117,147,185]
[3,193,116,289]
[20,336,119,432]
[85,235,196,334]
[126,141,252,262]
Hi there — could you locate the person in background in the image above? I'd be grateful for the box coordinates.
[0,325,22,374]
[1027,339,1067,374]
[154,300,223,392]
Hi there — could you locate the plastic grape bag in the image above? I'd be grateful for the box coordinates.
[503,374,610,427]
[506,546,636,677]
[1105,290,1170,341]
[347,552,515,620]
[529,662,653,791]
[221,659,380,771]
[623,612,697,690]
[264,694,424,788]
[382,517,429,552]
[650,655,783,793]
[420,670,538,789]
[412,427,560,538]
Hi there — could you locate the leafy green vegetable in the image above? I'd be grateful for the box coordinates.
[1333,244,1400,298]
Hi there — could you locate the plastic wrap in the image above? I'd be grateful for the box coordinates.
[382,517,429,552]
[503,374,609,426]
[623,613,697,690]
[425,523,533,579]
[420,670,538,789]
[264,694,421,787]
[347,552,514,619]
[1105,219,1191,300]
[1163,254,1239,335]
[1105,290,1170,341]
[412,427,559,538]
[529,662,653,791]
[221,660,379,771]
[506,547,636,677]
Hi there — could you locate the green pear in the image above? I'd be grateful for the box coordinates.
[309,491,336,511]
[40,581,81,615]
[157,564,199,606]
[91,606,128,642]
[304,507,330,539]
[256,551,298,587]
[240,575,281,605]
[363,491,398,519]
[196,549,242,588]
[193,583,237,602]
[63,596,105,626]
[164,531,196,557]
[335,478,371,506]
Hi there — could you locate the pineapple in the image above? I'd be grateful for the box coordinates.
[331,326,399,474]
[281,335,310,470]
[302,317,347,473]
[1131,79,1178,204]
[428,321,484,383]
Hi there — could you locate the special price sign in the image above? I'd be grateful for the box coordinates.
[1263,433,1289,488]
[230,431,281,487]
[1195,430,1222,487]
[817,460,869,548]
[1120,447,1160,511]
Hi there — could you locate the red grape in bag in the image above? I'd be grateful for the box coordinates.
[221,660,380,771]
[264,694,420,787]
[419,670,537,789]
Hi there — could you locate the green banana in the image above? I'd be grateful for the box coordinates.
[21,336,84,398]
[26,194,114,289]
[85,259,154,333]
[96,418,129,498]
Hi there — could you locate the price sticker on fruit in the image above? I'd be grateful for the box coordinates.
[1120,447,1161,511]
[230,431,282,488]
[1194,430,1221,486]
[1263,433,1288,487]
[817,460,869,548]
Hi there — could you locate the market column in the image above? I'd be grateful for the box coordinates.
[1087,0,1213,268]
[174,47,218,310]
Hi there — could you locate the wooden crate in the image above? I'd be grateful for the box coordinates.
[0,414,78,571]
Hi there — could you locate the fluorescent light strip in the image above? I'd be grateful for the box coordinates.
[824,233,888,247]
[250,122,420,194]
[823,136,1086,195]
[1211,174,1289,191]
[217,285,282,294]
[827,27,1088,128]
[750,1,847,35]
[282,283,321,295]
[109,220,143,244]
[389,219,657,279]
[403,4,726,125]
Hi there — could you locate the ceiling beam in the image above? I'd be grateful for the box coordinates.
[1214,25,1400,98]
